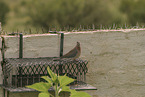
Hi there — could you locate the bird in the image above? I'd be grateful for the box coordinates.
[61,42,81,60]
[53,42,81,61]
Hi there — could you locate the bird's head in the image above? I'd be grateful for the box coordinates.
[76,42,81,51]
[77,42,80,47]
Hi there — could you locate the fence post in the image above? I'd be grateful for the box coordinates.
[58,32,64,75]
[60,32,64,57]
[19,33,23,58]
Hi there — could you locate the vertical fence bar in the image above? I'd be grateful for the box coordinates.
[60,32,64,57]
[19,33,23,58]
[59,32,64,75]
[19,33,23,87]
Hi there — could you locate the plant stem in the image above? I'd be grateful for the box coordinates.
[55,83,59,97]
[50,94,54,97]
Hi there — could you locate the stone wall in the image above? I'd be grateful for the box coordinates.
[1,29,145,97]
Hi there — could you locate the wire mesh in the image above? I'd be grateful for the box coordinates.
[2,57,88,87]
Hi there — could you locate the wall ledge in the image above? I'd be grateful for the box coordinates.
[1,28,145,37]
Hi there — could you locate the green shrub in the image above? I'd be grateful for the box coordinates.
[27,0,125,30]
[120,0,145,25]
[0,1,9,25]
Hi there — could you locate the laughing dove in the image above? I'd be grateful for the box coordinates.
[61,42,81,60]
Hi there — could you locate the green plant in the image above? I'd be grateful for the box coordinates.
[120,0,145,25]
[26,0,125,30]
[0,1,9,25]
[26,67,91,97]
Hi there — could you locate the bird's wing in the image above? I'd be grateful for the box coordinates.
[61,48,78,58]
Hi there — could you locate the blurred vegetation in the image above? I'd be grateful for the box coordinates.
[0,1,9,25]
[120,0,145,26]
[1,0,145,33]
[27,0,124,30]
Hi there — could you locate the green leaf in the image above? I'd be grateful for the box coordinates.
[38,92,50,97]
[70,89,77,94]
[61,86,71,92]
[26,82,51,92]
[58,75,75,88]
[47,66,57,82]
[70,91,92,97]
[41,76,53,84]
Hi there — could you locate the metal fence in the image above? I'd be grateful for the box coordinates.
[2,58,88,87]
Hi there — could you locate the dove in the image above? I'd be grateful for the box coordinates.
[61,42,81,60]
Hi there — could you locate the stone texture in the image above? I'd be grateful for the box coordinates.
[64,30,145,97]
[3,34,59,58]
[1,29,145,97]
[23,34,60,58]
[3,36,19,58]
